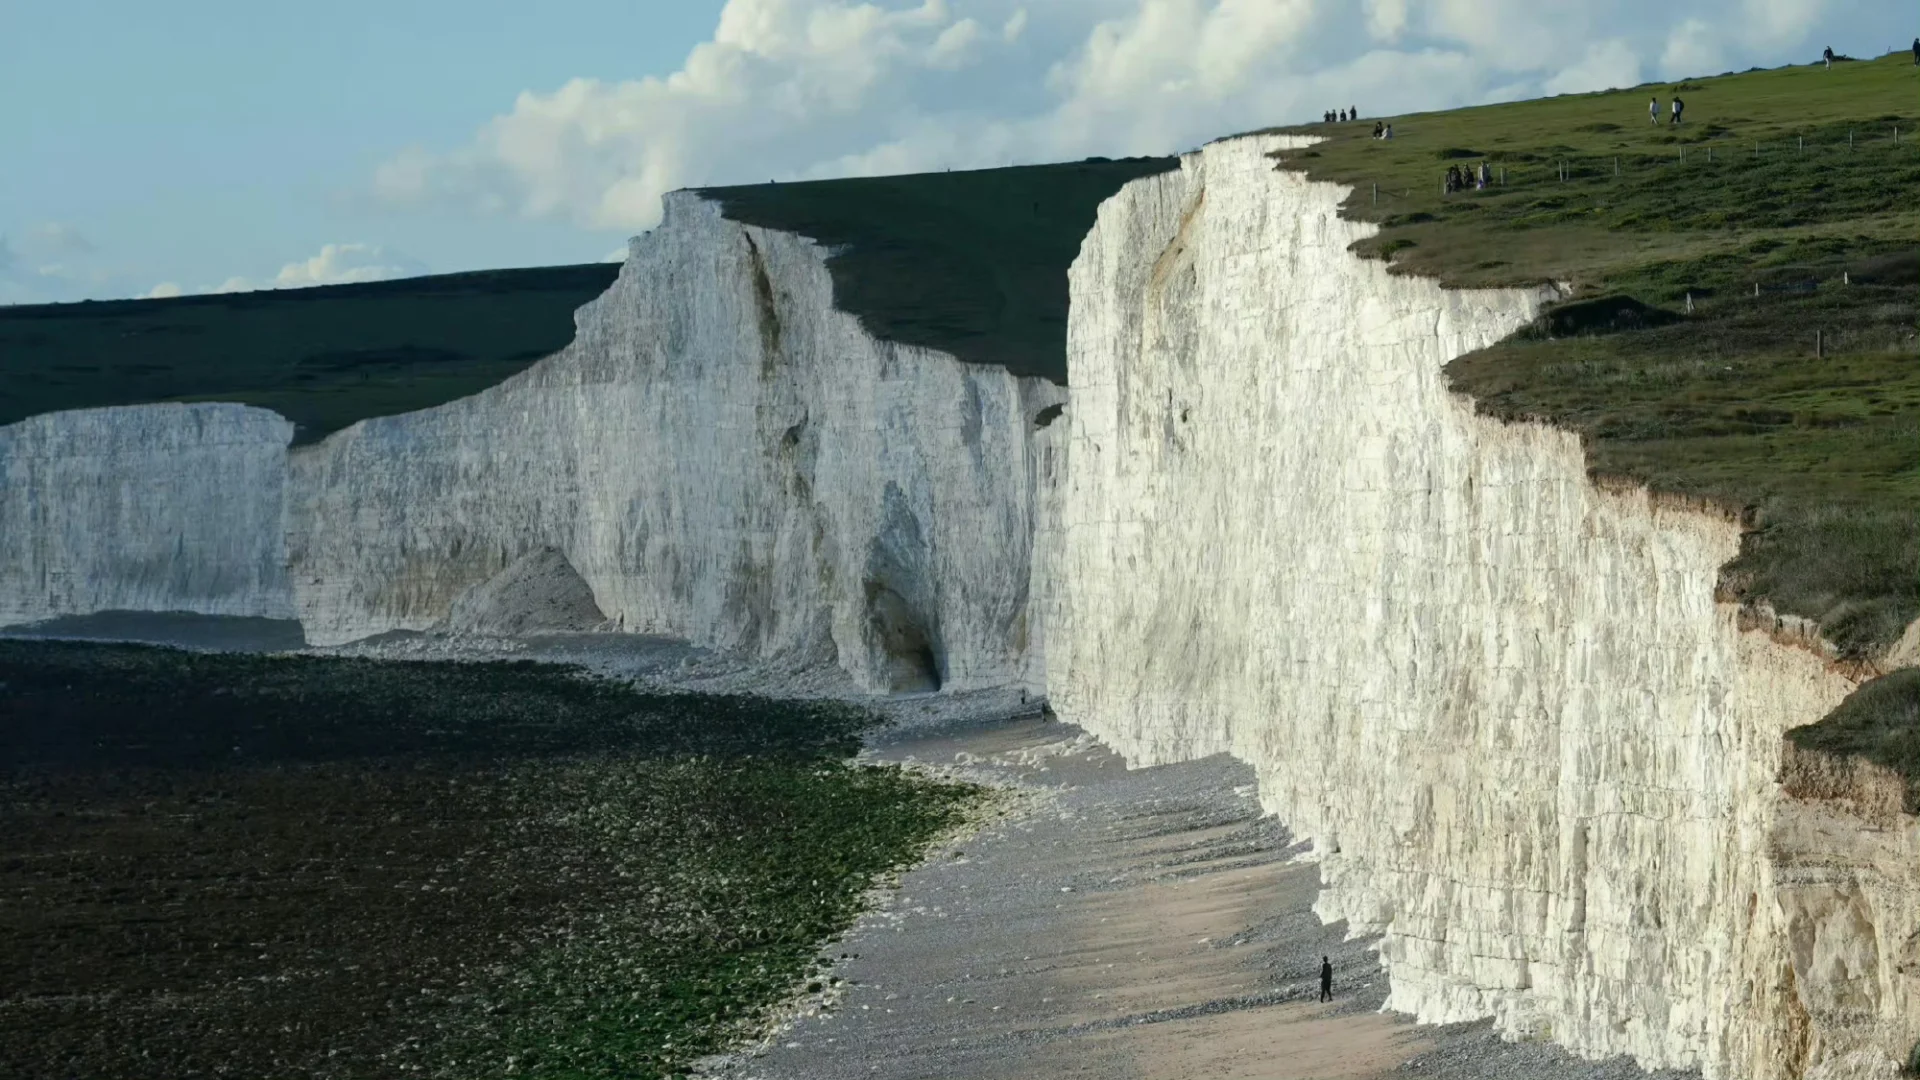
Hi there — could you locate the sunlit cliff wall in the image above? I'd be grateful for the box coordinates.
[1045,134,1912,1080]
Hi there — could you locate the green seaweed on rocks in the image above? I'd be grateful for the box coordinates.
[0,640,980,1079]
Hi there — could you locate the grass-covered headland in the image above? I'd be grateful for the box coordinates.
[0,641,978,1079]
[0,264,617,444]
[700,156,1176,383]
[1270,54,1918,665]
[1,157,1171,443]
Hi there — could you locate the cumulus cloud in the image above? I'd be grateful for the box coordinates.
[267,242,427,288]
[1363,0,1410,41]
[374,0,1845,234]
[0,224,122,305]
[20,222,95,259]
[1544,38,1643,95]
[144,243,429,299]
[1661,18,1726,78]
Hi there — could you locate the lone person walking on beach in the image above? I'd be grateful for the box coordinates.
[1319,956,1334,1001]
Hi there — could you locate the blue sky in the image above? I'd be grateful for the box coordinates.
[3,0,1910,303]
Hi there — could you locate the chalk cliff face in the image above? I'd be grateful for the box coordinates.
[289,194,1061,691]
[2,135,1915,1080]
[1046,134,1912,1079]
[0,404,296,626]
[0,194,1062,693]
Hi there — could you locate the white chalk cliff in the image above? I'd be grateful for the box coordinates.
[1047,134,1915,1080]
[1,135,1914,1080]
[0,404,296,626]
[0,193,1062,694]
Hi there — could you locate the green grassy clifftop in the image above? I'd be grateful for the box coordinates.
[0,265,619,444]
[1271,53,1918,661]
[700,157,1177,383]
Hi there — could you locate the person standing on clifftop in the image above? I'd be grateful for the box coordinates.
[1319,956,1334,1001]
[1649,96,1660,125]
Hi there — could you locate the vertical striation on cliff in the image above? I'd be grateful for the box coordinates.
[288,194,1062,691]
[1046,134,1900,1079]
[0,195,1062,694]
[0,403,296,627]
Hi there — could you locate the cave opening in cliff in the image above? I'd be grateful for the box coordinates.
[863,582,943,694]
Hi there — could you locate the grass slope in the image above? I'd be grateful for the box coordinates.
[1788,667,1920,811]
[1270,54,1919,659]
[700,156,1178,383]
[0,641,977,1080]
[0,264,618,444]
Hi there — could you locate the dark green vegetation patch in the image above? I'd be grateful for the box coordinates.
[701,157,1178,383]
[0,641,977,1079]
[0,264,618,443]
[1787,667,1920,811]
[1271,55,1919,661]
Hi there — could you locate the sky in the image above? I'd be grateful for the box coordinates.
[3,0,1911,304]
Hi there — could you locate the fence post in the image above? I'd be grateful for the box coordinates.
[1844,271,1850,285]
[1799,135,1804,153]
[1849,130,1854,149]
[1614,156,1620,176]
[1372,182,1378,206]
[1754,282,1760,297]
[1685,292,1694,314]
[1500,167,1506,186]
[1816,330,1823,359]
[1707,146,1713,163]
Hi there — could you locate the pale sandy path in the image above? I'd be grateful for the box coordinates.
[713,712,1701,1080]
[712,713,1414,1080]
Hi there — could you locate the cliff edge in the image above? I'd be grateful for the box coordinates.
[1049,132,1913,1080]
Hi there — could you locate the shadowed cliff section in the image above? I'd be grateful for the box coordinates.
[699,157,1179,384]
[0,264,620,444]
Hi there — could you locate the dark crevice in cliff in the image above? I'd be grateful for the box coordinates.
[742,232,784,377]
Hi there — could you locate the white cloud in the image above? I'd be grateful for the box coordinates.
[1740,0,1825,50]
[1661,18,1725,78]
[373,0,1845,235]
[0,228,124,305]
[20,222,95,259]
[268,242,427,288]
[929,17,986,67]
[146,243,429,299]
[1363,0,1409,41]
[1543,38,1643,95]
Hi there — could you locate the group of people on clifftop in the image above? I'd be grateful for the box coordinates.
[1445,161,1492,193]
[1322,107,1359,123]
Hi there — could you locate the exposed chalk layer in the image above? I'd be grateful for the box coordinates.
[1047,134,1911,1080]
